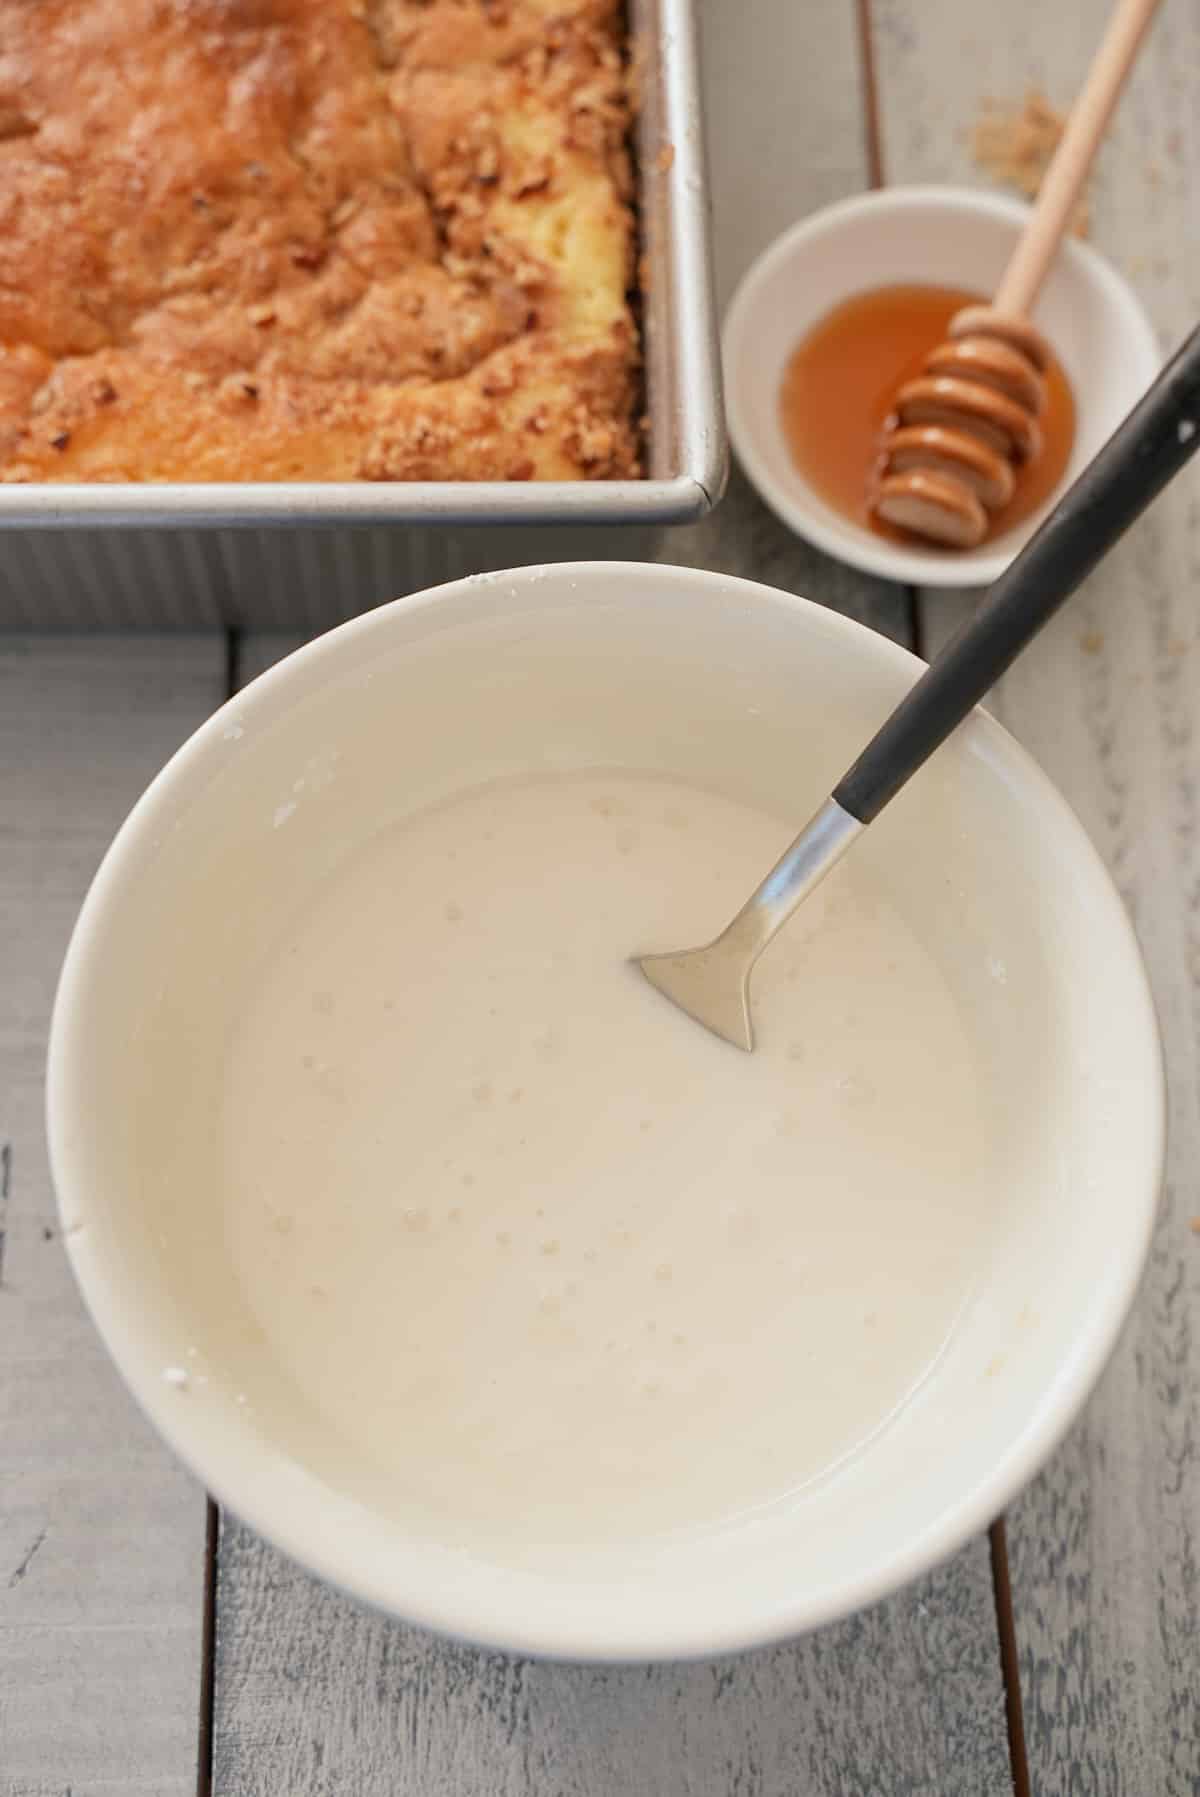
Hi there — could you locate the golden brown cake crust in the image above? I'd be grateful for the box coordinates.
[0,0,641,482]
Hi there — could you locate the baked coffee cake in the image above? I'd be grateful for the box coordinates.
[0,0,640,482]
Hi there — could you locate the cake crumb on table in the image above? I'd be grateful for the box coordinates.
[972,90,1091,236]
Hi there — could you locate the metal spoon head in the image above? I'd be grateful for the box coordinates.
[635,941,754,1052]
[634,798,862,1054]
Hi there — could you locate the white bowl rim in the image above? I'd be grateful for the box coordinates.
[723,183,1164,589]
[46,561,1165,1661]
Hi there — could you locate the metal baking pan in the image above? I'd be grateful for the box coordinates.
[0,0,724,630]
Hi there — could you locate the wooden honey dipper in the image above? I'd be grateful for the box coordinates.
[871,0,1162,549]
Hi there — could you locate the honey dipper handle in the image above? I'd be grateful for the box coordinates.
[834,324,1200,826]
[993,0,1162,318]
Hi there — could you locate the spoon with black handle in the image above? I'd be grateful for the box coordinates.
[637,322,1200,1051]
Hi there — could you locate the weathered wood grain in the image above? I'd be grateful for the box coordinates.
[699,0,874,310]
[873,1,1200,1787]
[871,0,1200,338]
[214,1508,1009,1797]
[0,638,225,1793]
[208,7,1011,1794]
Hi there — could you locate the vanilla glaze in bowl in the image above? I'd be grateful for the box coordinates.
[48,563,1163,1660]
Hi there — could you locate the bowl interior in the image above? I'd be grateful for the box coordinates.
[49,562,1161,1658]
[724,189,1163,586]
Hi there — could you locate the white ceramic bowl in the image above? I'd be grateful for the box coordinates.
[724,186,1163,587]
[47,563,1163,1661]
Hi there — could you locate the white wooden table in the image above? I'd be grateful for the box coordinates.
[3,3,1198,1791]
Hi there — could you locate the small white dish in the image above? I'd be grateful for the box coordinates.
[723,186,1163,587]
[47,562,1163,1661]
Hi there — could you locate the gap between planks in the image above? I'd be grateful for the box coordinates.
[854,0,886,190]
[989,1520,1032,1797]
[195,629,243,1797]
[196,1497,220,1797]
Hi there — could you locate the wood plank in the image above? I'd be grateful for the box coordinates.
[0,638,226,1793]
[209,6,1011,1792]
[214,1509,1008,1797]
[870,0,1200,335]
[873,1,1200,1787]
[699,0,874,310]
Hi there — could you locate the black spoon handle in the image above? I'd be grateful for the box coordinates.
[833,322,1200,826]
